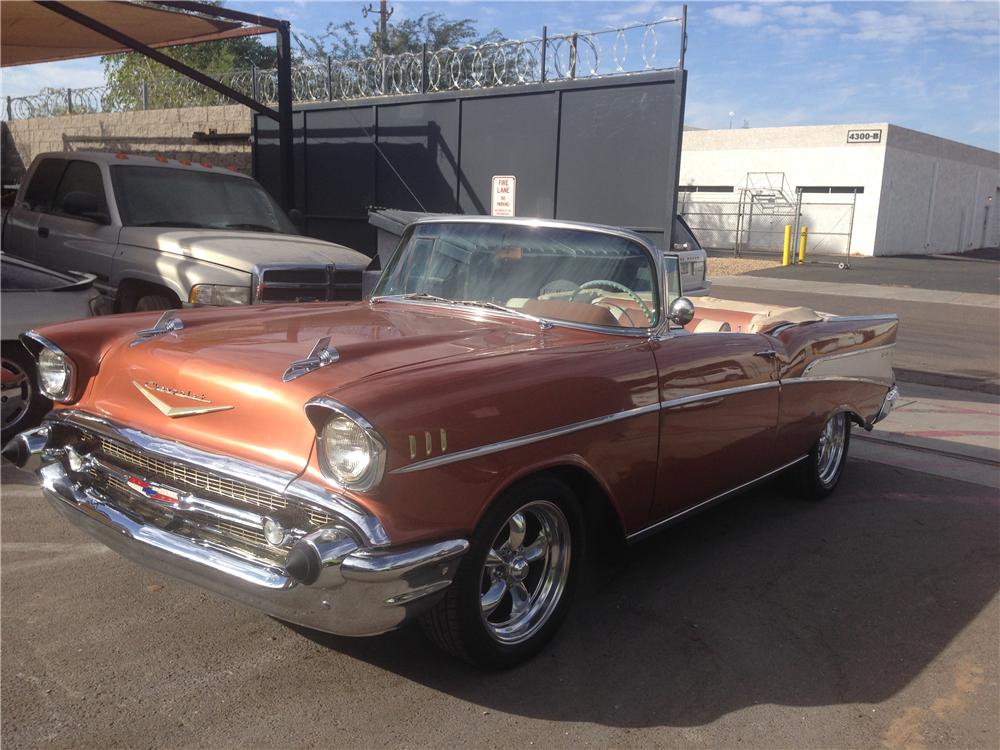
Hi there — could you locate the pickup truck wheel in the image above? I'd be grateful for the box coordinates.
[421,476,584,668]
[796,412,851,501]
[117,283,180,313]
[1,344,51,445]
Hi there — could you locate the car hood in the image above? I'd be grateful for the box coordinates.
[79,302,558,472]
[116,228,370,272]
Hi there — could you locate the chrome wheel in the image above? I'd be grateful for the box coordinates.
[817,413,847,486]
[479,500,571,645]
[1,356,32,432]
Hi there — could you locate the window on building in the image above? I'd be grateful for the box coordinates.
[796,186,865,194]
[679,185,735,193]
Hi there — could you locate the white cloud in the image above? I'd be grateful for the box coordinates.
[0,62,105,99]
[706,3,765,28]
[774,3,848,27]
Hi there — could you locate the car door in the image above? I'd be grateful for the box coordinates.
[3,157,66,261]
[34,160,118,279]
[648,261,780,522]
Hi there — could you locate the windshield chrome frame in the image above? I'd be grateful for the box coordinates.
[370,215,670,339]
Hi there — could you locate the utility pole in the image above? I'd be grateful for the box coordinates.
[362,1,394,55]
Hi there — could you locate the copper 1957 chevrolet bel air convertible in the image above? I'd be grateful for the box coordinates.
[5,217,899,667]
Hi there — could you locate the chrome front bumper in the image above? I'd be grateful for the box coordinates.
[20,423,468,637]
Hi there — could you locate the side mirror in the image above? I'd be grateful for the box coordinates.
[668,296,695,326]
[61,191,107,223]
[288,208,304,229]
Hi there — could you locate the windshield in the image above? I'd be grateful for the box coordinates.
[374,221,660,329]
[111,165,297,234]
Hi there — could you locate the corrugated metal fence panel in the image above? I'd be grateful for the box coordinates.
[253,70,686,256]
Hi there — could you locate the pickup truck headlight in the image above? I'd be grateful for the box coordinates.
[26,335,76,402]
[189,284,251,306]
[309,401,386,491]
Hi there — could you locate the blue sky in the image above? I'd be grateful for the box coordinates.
[2,1,997,151]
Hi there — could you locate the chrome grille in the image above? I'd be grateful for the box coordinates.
[94,436,338,549]
[100,437,289,513]
[216,520,269,548]
[255,265,364,303]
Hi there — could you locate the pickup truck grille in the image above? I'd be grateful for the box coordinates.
[255,265,363,303]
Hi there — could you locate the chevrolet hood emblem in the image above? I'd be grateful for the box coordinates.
[133,381,234,418]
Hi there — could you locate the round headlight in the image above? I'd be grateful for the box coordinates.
[321,415,373,484]
[38,346,72,400]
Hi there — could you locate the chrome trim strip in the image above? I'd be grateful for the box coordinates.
[391,402,661,475]
[782,375,893,388]
[45,410,390,548]
[824,314,899,323]
[626,455,810,543]
[660,381,778,410]
[20,331,77,403]
[801,344,895,375]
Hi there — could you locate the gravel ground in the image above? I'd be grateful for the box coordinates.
[708,257,781,277]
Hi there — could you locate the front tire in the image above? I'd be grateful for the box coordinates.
[421,475,584,668]
[1,343,51,444]
[796,412,851,500]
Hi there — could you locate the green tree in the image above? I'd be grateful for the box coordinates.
[101,31,276,109]
[296,12,502,63]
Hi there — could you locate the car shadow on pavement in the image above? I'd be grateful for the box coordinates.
[288,459,1000,728]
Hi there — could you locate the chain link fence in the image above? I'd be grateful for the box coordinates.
[679,193,859,257]
[6,17,683,119]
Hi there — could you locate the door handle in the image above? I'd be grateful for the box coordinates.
[754,349,777,358]
[37,226,49,238]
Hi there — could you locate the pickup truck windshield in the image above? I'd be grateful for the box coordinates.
[111,166,297,234]
[374,221,660,329]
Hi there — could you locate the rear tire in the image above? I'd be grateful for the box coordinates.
[1,343,50,445]
[421,475,584,668]
[795,412,851,501]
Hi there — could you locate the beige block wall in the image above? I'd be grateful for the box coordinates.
[2,104,253,185]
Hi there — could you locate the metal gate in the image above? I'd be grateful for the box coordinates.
[679,174,860,257]
[252,19,687,257]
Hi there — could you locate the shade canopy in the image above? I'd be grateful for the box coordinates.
[1,1,269,67]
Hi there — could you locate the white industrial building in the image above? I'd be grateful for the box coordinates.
[678,123,999,257]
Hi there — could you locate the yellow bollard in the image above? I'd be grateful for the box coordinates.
[782,225,792,266]
[798,226,808,264]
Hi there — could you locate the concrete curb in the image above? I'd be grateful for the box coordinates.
[894,368,1000,396]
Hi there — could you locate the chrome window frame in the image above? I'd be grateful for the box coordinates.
[370,216,671,339]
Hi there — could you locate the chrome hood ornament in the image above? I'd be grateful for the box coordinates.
[133,381,234,418]
[282,336,339,382]
[129,310,183,347]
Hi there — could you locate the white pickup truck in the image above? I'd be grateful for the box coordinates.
[2,152,371,311]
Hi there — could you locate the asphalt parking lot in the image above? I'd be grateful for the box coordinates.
[2,443,997,749]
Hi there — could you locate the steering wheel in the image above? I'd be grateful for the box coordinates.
[540,279,579,296]
[570,280,654,325]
